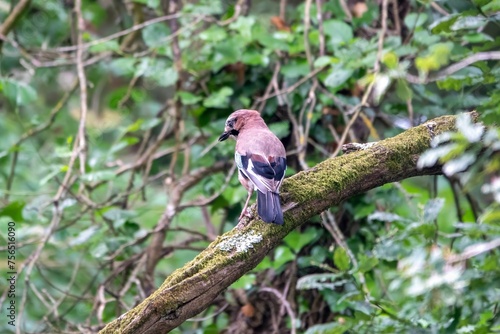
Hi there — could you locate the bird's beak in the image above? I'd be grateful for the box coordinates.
[218,131,230,142]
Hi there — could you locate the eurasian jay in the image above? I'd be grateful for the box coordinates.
[219,109,287,225]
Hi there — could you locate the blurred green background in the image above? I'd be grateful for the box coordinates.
[0,0,499,333]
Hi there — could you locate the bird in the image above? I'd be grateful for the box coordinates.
[218,109,287,225]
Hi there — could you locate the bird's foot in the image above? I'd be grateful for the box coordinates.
[236,210,253,230]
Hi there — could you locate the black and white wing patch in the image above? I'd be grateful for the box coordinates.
[235,152,286,194]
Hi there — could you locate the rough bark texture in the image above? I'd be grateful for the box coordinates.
[100,113,468,333]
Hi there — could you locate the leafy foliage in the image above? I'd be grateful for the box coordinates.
[0,0,499,333]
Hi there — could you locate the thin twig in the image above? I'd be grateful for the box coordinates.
[431,1,449,15]
[260,287,297,334]
[304,0,314,70]
[280,0,287,21]
[447,238,500,263]
[322,211,371,300]
[331,79,375,157]
[316,0,325,56]
[10,80,78,149]
[52,13,183,52]
[374,0,389,72]
[407,51,500,84]
[391,0,401,37]
[339,0,353,21]
[255,66,327,102]
[0,0,32,50]
[4,151,18,203]
[75,0,89,192]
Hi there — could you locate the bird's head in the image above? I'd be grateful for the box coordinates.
[218,109,263,142]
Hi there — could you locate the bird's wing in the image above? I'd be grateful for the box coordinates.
[235,152,286,193]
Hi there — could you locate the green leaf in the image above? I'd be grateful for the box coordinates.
[314,56,334,68]
[88,40,120,53]
[368,211,410,223]
[284,228,319,253]
[242,49,269,66]
[430,14,459,34]
[423,198,445,222]
[323,20,353,46]
[0,78,38,106]
[230,273,255,289]
[177,91,202,105]
[296,273,346,290]
[305,322,352,334]
[91,242,108,259]
[404,13,428,28]
[108,58,137,77]
[199,25,227,42]
[203,87,233,108]
[142,23,170,48]
[357,254,379,273]
[145,66,179,87]
[69,226,100,246]
[482,0,500,12]
[0,201,25,222]
[281,60,310,79]
[229,16,255,41]
[334,247,351,271]
[396,79,412,101]
[382,52,399,69]
[323,65,353,89]
[273,246,296,268]
[268,121,290,139]
[451,15,488,31]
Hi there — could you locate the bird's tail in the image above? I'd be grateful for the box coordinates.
[257,190,284,225]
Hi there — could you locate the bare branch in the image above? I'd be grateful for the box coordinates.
[0,0,32,50]
[406,51,500,84]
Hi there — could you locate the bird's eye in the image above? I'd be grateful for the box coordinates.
[226,118,236,128]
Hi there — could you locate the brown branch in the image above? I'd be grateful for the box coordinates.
[255,65,327,102]
[407,51,500,84]
[75,0,89,193]
[100,113,473,333]
[120,2,145,52]
[0,0,32,50]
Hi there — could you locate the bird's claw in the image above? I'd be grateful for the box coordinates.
[237,209,253,229]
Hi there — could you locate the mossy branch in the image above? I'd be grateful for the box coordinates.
[100,113,472,333]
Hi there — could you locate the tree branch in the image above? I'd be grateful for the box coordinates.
[407,51,500,84]
[100,113,475,333]
[0,0,32,50]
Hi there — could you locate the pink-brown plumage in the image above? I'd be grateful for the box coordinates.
[219,110,287,225]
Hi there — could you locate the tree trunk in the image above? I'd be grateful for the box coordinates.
[100,113,471,333]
